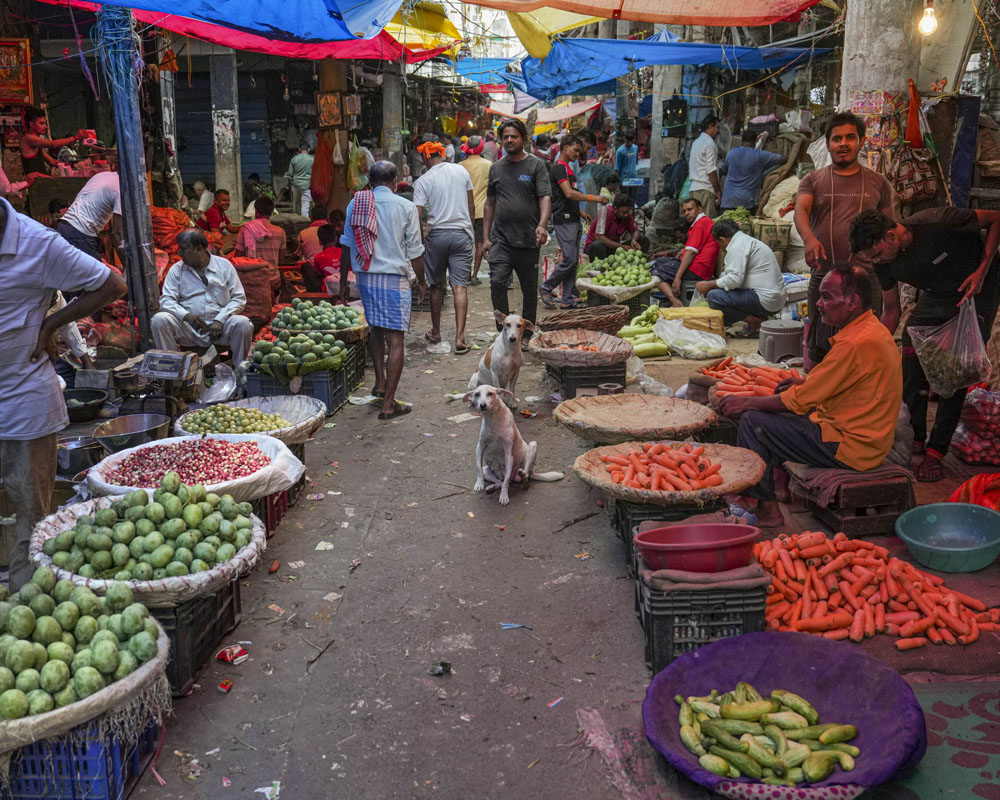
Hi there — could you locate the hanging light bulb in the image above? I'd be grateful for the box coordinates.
[918,0,938,36]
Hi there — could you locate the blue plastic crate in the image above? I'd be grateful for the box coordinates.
[6,717,160,800]
[245,368,347,416]
[341,341,366,394]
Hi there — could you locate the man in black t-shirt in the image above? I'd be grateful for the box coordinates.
[540,134,609,309]
[482,118,552,340]
[850,207,1000,481]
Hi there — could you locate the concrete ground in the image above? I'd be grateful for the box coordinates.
[133,282,976,799]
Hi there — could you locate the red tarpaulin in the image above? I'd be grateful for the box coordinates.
[37,0,451,61]
[459,0,820,26]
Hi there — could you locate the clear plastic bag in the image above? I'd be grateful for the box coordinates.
[909,302,992,399]
[652,318,726,360]
[961,387,1000,437]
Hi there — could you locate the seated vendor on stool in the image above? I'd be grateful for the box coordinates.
[152,229,253,367]
[648,196,718,307]
[718,266,902,528]
[584,193,642,260]
[696,218,786,331]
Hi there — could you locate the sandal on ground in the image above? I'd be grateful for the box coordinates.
[372,389,386,399]
[424,331,441,344]
[558,298,582,309]
[378,403,412,421]
[916,450,944,482]
[540,291,558,309]
[454,343,470,355]
[470,277,482,286]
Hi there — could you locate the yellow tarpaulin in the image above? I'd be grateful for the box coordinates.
[383,1,461,51]
[507,7,601,58]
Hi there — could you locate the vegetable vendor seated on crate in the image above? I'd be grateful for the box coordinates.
[648,195,718,308]
[718,266,902,528]
[152,228,254,368]
[695,218,786,332]
[584,193,645,261]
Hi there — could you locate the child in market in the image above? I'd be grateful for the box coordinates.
[313,223,357,301]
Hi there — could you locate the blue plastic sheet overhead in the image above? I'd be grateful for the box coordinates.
[454,58,519,85]
[521,37,830,100]
[121,0,403,42]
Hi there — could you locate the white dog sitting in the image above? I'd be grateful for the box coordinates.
[467,311,532,403]
[464,384,563,505]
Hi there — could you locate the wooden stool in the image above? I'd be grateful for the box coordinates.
[785,461,914,537]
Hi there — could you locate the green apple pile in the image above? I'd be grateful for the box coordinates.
[42,472,253,581]
[270,298,363,332]
[590,248,652,287]
[0,567,158,719]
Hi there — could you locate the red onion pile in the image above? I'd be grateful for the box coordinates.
[106,440,272,486]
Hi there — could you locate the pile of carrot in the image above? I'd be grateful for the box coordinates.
[556,344,599,351]
[702,357,802,398]
[757,531,1000,651]
[600,442,724,491]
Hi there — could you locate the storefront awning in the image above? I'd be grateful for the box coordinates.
[383,2,461,53]
[506,7,601,58]
[486,98,600,122]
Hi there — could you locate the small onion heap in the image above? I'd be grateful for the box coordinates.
[182,406,291,435]
[106,440,271,487]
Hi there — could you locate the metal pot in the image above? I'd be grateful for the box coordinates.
[91,413,171,454]
[56,436,104,476]
[63,388,109,423]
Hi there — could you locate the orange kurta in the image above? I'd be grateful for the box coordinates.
[780,310,902,470]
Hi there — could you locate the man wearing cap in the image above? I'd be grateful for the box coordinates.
[461,135,492,285]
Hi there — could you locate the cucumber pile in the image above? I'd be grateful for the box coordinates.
[42,472,254,581]
[0,567,158,719]
[676,683,860,786]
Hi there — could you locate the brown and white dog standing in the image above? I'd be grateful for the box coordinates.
[467,311,532,403]
[464,384,563,505]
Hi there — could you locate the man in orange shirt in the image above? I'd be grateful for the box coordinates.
[719,266,902,527]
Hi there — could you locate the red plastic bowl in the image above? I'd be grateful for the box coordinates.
[633,523,761,572]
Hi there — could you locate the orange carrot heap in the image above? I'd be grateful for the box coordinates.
[702,357,802,398]
[756,531,999,650]
[599,442,723,491]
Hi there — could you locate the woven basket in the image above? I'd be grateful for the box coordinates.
[538,304,631,336]
[528,329,633,368]
[572,440,765,507]
[174,395,326,445]
[554,395,718,444]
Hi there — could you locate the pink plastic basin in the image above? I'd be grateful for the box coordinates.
[633,523,761,572]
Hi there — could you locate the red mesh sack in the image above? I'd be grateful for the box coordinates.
[230,257,272,327]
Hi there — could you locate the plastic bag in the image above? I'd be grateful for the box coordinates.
[909,302,992,399]
[653,318,726,360]
[626,355,674,397]
[886,402,914,468]
[952,423,1000,466]
[688,289,709,308]
[576,275,658,304]
[960,387,1000,437]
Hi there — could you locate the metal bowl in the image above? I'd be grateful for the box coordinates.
[895,502,1000,573]
[91,413,171,454]
[63,388,109,423]
[56,436,104,476]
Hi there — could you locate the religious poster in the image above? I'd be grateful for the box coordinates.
[0,39,32,105]
[316,91,342,128]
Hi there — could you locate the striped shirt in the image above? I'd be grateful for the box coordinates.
[0,198,111,440]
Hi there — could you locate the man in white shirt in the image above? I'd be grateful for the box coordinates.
[0,197,127,589]
[57,171,124,260]
[152,229,253,367]
[412,136,476,354]
[688,116,722,218]
[193,181,214,214]
[695,218,786,329]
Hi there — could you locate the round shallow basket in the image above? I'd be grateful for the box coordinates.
[573,440,764,507]
[555,395,718,444]
[174,395,327,445]
[528,329,633,368]
[643,632,927,799]
[538,304,631,336]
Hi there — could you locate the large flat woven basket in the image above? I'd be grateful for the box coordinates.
[554,395,718,444]
[538,304,630,335]
[573,440,765,507]
[528,329,633,368]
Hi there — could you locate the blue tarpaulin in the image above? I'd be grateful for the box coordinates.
[118,0,402,42]
[521,36,830,100]
[453,58,519,85]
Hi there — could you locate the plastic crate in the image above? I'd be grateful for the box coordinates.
[611,497,726,568]
[545,363,627,400]
[286,443,306,506]
[341,341,366,393]
[251,489,289,537]
[694,417,738,446]
[151,579,242,697]
[6,717,160,800]
[245,368,347,416]
[587,290,651,317]
[634,550,767,674]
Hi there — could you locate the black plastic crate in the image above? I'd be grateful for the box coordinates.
[611,497,726,568]
[251,489,289,537]
[245,368,347,416]
[634,550,767,674]
[151,579,242,696]
[694,417,739,446]
[587,290,651,317]
[545,363,627,399]
[287,442,306,506]
[341,341,366,393]
[5,718,160,800]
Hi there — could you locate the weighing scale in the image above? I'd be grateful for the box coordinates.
[137,350,204,403]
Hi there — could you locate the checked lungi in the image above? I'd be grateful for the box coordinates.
[356,272,412,332]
